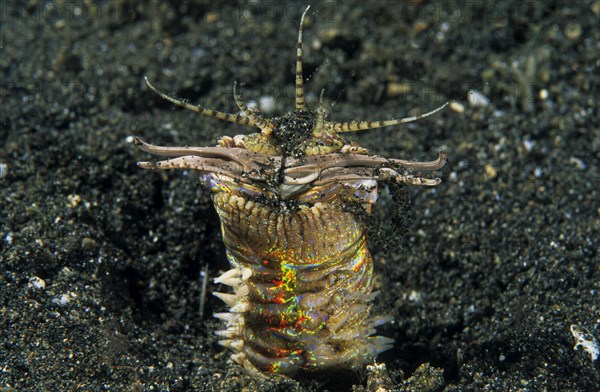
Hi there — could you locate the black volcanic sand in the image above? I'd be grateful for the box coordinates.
[1,1,598,391]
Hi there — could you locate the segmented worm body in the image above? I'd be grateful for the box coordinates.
[136,6,447,378]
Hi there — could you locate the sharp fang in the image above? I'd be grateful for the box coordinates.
[215,327,239,339]
[241,267,253,280]
[218,339,234,349]
[213,292,238,307]
[372,315,393,327]
[230,340,244,351]
[236,284,249,297]
[214,269,241,284]
[230,301,249,313]
[213,312,237,322]
[231,352,247,365]
[219,277,242,288]
[219,339,244,352]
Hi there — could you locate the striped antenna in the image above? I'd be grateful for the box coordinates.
[145,76,256,127]
[232,82,274,135]
[313,89,327,137]
[324,102,449,133]
[295,5,311,111]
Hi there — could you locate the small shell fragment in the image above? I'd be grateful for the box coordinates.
[0,163,7,179]
[468,89,490,107]
[571,324,599,361]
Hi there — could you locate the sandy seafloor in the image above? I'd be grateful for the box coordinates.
[1,1,599,391]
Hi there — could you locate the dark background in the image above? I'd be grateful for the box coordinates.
[1,1,598,390]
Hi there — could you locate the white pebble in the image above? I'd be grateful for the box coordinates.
[28,276,46,290]
[408,290,422,302]
[52,293,72,306]
[523,139,534,152]
[259,96,276,114]
[449,101,465,113]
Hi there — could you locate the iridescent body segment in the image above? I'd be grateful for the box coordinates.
[212,189,381,374]
[136,6,447,378]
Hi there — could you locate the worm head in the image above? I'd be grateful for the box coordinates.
[135,6,447,203]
